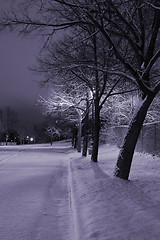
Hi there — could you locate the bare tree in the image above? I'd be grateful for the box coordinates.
[1,0,160,179]
[34,28,126,162]
[39,84,88,152]
[46,126,61,144]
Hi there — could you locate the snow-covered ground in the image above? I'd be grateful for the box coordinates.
[0,142,159,240]
[69,144,160,240]
[0,142,72,240]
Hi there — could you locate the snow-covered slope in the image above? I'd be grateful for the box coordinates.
[69,144,160,240]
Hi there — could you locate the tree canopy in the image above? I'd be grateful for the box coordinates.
[1,0,160,179]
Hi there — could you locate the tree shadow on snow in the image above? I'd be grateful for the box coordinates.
[90,161,109,179]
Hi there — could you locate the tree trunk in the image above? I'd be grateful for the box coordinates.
[72,126,78,148]
[115,94,154,180]
[82,118,88,156]
[77,114,82,153]
[82,112,89,157]
[74,135,77,149]
[91,99,100,162]
[82,93,89,157]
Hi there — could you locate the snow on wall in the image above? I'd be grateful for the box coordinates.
[104,122,160,156]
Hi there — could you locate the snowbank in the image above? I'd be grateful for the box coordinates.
[69,144,160,240]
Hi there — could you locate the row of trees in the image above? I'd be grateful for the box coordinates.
[0,106,55,145]
[1,0,160,179]
[0,106,19,144]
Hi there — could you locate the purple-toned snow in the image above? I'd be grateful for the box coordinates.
[69,144,160,240]
[0,142,159,240]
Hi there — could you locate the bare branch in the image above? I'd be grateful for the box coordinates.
[109,88,139,97]
[144,2,160,10]
[100,77,121,109]
[143,49,160,77]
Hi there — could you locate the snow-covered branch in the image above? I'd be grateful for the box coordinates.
[39,87,89,124]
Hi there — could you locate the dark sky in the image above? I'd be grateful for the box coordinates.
[0,1,49,108]
[0,33,48,106]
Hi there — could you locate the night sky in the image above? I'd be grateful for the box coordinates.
[0,32,48,107]
[0,1,49,108]
[0,1,51,137]
[0,31,48,134]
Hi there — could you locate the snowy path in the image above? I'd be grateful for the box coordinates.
[0,142,72,240]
